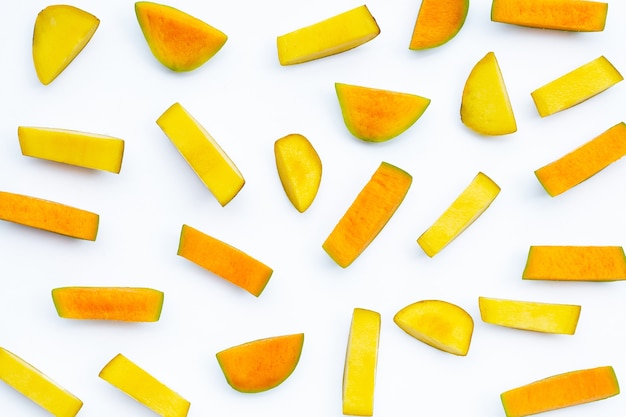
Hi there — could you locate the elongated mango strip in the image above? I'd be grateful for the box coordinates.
[0,191,99,240]
[501,366,620,417]
[535,122,626,196]
[0,347,83,417]
[177,224,273,296]
[522,246,626,281]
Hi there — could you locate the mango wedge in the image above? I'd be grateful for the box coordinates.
[409,0,469,50]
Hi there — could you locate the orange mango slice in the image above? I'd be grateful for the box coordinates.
[409,0,469,50]
[216,333,304,393]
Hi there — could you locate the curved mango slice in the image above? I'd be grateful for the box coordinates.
[409,0,469,50]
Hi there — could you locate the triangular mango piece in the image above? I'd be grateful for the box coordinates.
[409,0,469,50]
[32,5,99,85]
[135,1,227,71]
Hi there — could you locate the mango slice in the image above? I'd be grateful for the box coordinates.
[32,5,99,85]
[343,308,381,416]
[522,245,626,282]
[501,366,620,417]
[417,172,500,257]
[393,300,473,356]
[135,1,227,71]
[478,297,581,334]
[277,5,380,65]
[491,0,608,32]
[0,347,83,417]
[461,52,517,135]
[99,353,190,417]
[216,333,304,393]
[52,287,164,322]
[157,102,245,206]
[409,0,469,50]
[534,122,626,197]
[274,134,322,212]
[0,191,99,240]
[531,56,623,117]
[18,126,125,173]
[177,224,273,296]
[335,82,431,142]
[323,162,412,268]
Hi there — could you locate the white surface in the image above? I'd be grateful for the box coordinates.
[1,0,626,416]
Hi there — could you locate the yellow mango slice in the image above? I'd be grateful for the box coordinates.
[531,56,623,117]
[534,122,626,196]
[394,300,473,356]
[417,172,500,257]
[135,2,227,72]
[522,245,626,282]
[323,162,412,268]
[18,127,125,173]
[461,52,517,135]
[478,297,581,334]
[277,5,380,65]
[216,333,304,393]
[274,134,322,212]
[99,353,190,417]
[491,0,608,32]
[0,347,83,417]
[501,366,620,417]
[157,102,245,206]
[409,0,469,50]
[177,224,273,296]
[0,191,99,240]
[52,287,164,322]
[343,308,381,416]
[32,5,99,85]
[335,82,431,142]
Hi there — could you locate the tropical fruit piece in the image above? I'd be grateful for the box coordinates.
[342,308,381,416]
[277,5,380,65]
[18,127,125,173]
[417,172,500,257]
[531,56,623,117]
[0,191,98,240]
[52,287,164,322]
[478,297,581,334]
[409,0,469,50]
[177,224,273,296]
[157,102,245,206]
[32,5,99,85]
[534,122,626,197]
[135,1,227,71]
[335,82,431,142]
[323,162,412,268]
[0,347,83,417]
[99,353,190,417]
[491,0,608,32]
[274,134,322,212]
[500,366,620,417]
[394,300,473,356]
[461,52,517,135]
[216,333,304,393]
[522,245,626,282]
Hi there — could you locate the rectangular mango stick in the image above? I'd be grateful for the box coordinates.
[535,122,626,196]
[522,246,626,281]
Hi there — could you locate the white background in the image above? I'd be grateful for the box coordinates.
[1,0,626,416]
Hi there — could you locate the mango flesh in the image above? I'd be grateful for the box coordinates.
[461,51,517,136]
[409,0,469,50]
[335,83,431,142]
[393,300,473,356]
[215,333,304,393]
[135,1,228,71]
[32,5,99,85]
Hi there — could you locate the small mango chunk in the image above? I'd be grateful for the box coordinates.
[32,4,99,85]
[216,333,304,393]
[277,5,380,65]
[335,82,431,142]
[501,366,620,417]
[0,347,83,417]
[409,0,469,50]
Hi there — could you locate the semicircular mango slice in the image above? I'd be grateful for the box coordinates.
[409,0,469,50]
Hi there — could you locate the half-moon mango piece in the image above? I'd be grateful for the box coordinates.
[409,0,469,50]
